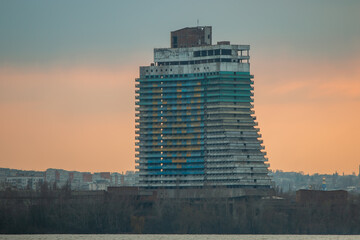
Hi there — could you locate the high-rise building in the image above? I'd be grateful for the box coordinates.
[135,26,272,190]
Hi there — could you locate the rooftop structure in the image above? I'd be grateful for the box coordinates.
[171,26,212,48]
[135,26,272,190]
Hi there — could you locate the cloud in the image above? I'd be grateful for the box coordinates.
[253,55,360,174]
[0,65,137,115]
[254,54,360,104]
[317,80,360,100]
[268,81,308,95]
[0,65,137,172]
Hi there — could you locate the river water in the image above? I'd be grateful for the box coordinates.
[0,235,359,240]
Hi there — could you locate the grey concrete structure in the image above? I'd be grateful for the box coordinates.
[135,27,272,192]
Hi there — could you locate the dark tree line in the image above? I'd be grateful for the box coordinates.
[1,186,360,234]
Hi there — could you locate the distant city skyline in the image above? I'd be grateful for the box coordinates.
[0,1,360,174]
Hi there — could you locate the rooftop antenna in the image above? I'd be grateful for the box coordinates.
[197,19,199,27]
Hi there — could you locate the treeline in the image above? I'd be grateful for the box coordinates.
[1,186,360,234]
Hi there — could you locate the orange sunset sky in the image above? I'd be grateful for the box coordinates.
[0,1,359,174]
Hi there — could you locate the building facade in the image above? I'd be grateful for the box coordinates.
[135,27,272,189]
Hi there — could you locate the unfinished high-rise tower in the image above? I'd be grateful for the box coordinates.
[135,26,272,192]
